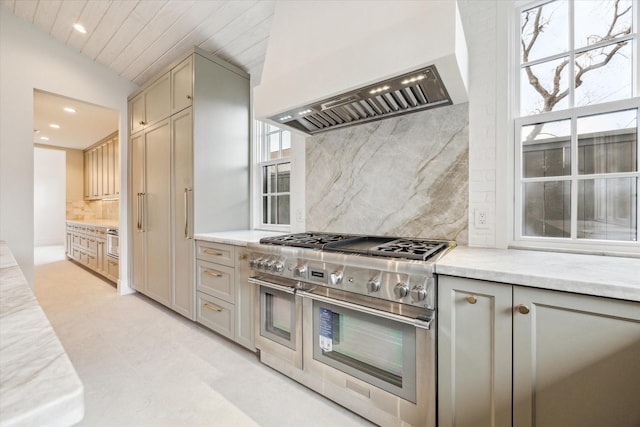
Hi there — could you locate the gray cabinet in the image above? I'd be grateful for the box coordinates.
[131,119,172,306]
[129,72,171,134]
[84,132,119,200]
[129,47,249,321]
[438,276,640,427]
[195,240,255,351]
[66,222,117,283]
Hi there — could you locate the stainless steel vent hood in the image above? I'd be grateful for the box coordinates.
[269,65,452,135]
[254,0,468,135]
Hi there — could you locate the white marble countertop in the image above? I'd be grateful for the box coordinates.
[194,230,285,246]
[436,246,640,302]
[66,219,119,228]
[0,241,84,426]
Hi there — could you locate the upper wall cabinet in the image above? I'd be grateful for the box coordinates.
[84,131,119,200]
[171,55,193,115]
[129,72,171,134]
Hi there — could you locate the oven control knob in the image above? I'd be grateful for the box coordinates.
[410,285,427,302]
[249,258,258,269]
[293,263,307,278]
[394,283,409,298]
[255,258,266,270]
[271,261,284,273]
[367,277,381,293]
[329,270,343,286]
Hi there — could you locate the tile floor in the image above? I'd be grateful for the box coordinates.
[34,246,373,427]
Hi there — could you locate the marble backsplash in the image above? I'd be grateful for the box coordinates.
[306,102,469,244]
[67,199,119,222]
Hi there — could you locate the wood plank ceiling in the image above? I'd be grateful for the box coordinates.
[0,0,276,87]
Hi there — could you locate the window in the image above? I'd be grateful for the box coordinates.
[514,0,638,252]
[256,121,291,228]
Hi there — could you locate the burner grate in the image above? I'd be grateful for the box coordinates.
[368,239,446,261]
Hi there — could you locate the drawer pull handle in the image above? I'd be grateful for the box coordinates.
[204,270,222,277]
[204,303,222,312]
[517,304,530,315]
[203,249,223,256]
[467,295,477,304]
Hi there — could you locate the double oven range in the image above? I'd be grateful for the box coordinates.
[247,232,454,426]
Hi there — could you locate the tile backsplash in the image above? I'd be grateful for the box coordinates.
[67,199,119,222]
[306,102,469,244]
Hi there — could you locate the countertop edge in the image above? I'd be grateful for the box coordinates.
[194,230,284,246]
[435,246,640,302]
[0,241,85,426]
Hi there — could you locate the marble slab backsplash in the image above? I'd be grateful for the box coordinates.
[67,199,119,222]
[306,102,469,244]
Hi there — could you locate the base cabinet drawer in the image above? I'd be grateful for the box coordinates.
[196,260,234,303]
[196,292,234,340]
[106,257,119,281]
[196,241,234,266]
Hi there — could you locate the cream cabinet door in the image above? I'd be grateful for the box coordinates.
[130,132,145,293]
[143,119,172,306]
[438,276,512,427]
[513,287,640,427]
[171,56,193,114]
[130,93,145,134]
[144,72,171,126]
[172,108,194,319]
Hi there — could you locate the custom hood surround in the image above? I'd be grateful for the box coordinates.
[254,0,468,135]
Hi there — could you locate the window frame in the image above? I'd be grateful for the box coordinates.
[253,121,292,232]
[511,0,640,255]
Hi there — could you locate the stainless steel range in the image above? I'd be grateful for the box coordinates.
[248,232,454,427]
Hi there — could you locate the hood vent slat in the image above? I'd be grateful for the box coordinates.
[270,65,452,135]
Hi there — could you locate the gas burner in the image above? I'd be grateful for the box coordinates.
[260,232,360,249]
[368,239,446,260]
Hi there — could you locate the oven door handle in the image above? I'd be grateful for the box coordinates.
[298,290,432,330]
[248,277,297,295]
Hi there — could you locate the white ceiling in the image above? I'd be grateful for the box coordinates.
[1,0,276,150]
[33,90,119,150]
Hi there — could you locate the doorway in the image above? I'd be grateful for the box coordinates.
[34,147,66,247]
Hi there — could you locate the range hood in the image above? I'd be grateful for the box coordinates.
[254,0,468,135]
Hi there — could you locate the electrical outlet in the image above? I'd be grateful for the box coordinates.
[475,209,488,229]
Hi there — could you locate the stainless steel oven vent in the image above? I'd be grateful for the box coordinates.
[268,65,452,135]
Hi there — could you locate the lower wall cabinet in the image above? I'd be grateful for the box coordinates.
[437,275,640,427]
[195,240,254,351]
[66,221,118,283]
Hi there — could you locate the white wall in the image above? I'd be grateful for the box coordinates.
[0,10,137,289]
[34,147,66,246]
[458,0,509,248]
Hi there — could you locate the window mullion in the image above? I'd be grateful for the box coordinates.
[570,114,578,240]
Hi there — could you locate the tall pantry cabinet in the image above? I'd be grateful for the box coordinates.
[129,48,249,320]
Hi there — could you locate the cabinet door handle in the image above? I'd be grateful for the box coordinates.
[137,192,146,232]
[516,304,530,315]
[203,249,222,256]
[467,295,477,304]
[204,270,222,278]
[138,120,146,126]
[204,303,222,312]
[184,187,193,239]
[186,95,192,100]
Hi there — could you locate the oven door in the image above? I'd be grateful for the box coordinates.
[300,290,435,426]
[249,276,303,370]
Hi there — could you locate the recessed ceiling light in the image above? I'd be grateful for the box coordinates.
[49,124,60,129]
[40,136,49,141]
[73,23,87,34]
[64,107,76,113]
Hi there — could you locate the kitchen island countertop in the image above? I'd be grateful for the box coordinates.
[66,219,119,228]
[194,230,284,246]
[0,241,84,426]
[436,246,640,302]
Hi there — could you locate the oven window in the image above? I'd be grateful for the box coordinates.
[313,301,417,402]
[260,286,296,350]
